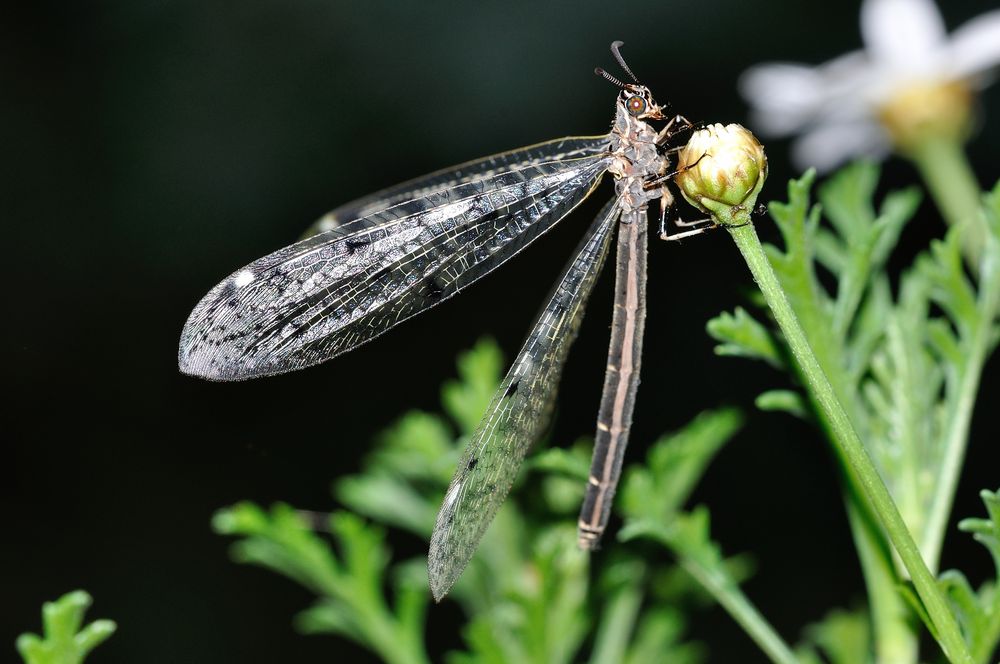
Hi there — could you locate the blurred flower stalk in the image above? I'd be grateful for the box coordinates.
[741,0,1000,266]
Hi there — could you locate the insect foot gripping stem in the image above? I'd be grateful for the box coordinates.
[674,123,768,228]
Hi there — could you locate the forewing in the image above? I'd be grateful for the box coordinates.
[427,198,621,601]
[301,136,610,238]
[179,140,612,380]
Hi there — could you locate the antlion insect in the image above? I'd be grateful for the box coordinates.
[179,41,715,600]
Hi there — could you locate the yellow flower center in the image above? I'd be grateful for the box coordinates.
[876,80,973,152]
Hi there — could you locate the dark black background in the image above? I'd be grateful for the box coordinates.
[5,1,999,662]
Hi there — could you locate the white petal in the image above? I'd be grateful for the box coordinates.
[814,50,884,111]
[819,50,871,80]
[861,0,947,73]
[740,54,872,135]
[946,9,1000,81]
[739,63,825,111]
[746,109,805,137]
[790,120,890,172]
[739,63,827,134]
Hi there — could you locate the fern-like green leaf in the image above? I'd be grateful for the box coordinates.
[211,338,740,663]
[797,606,872,664]
[709,166,1000,590]
[441,337,504,435]
[450,526,590,664]
[366,410,457,485]
[936,489,1000,664]
[622,608,704,664]
[619,408,743,523]
[755,389,809,419]
[706,307,786,368]
[212,503,430,664]
[16,591,116,664]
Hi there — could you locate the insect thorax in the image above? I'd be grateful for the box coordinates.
[607,104,668,215]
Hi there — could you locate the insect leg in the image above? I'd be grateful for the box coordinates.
[660,220,717,241]
[656,114,695,145]
[662,201,765,240]
[642,151,707,191]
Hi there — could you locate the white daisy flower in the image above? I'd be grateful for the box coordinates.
[740,0,1000,171]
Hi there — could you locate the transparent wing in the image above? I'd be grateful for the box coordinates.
[302,137,610,238]
[428,198,621,601]
[179,137,612,380]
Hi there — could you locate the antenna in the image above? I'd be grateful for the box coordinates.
[610,40,639,83]
[594,67,626,88]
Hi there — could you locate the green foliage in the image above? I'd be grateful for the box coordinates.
[795,607,871,664]
[619,408,743,524]
[214,338,741,663]
[203,170,1000,664]
[16,591,116,664]
[617,410,798,664]
[212,504,429,664]
[442,337,505,435]
[708,166,1000,564]
[708,163,921,423]
[708,164,1000,663]
[450,526,590,664]
[706,307,786,368]
[935,489,1000,664]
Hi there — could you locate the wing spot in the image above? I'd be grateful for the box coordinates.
[443,482,461,511]
[345,238,370,254]
[233,270,255,287]
[426,276,446,299]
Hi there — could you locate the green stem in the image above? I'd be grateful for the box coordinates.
[847,502,919,664]
[908,136,984,269]
[761,191,918,662]
[812,392,916,664]
[589,570,644,664]
[722,214,972,664]
[678,555,799,664]
[813,386,917,664]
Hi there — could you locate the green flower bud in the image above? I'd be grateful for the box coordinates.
[675,123,768,225]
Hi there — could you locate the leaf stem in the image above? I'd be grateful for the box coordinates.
[922,227,1000,572]
[848,504,919,664]
[723,216,973,664]
[908,136,984,268]
[588,569,644,664]
[677,555,799,664]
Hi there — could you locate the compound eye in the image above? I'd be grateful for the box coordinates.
[626,95,646,116]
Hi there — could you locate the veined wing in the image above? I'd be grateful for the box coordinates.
[428,198,621,601]
[179,140,612,381]
[302,136,610,238]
